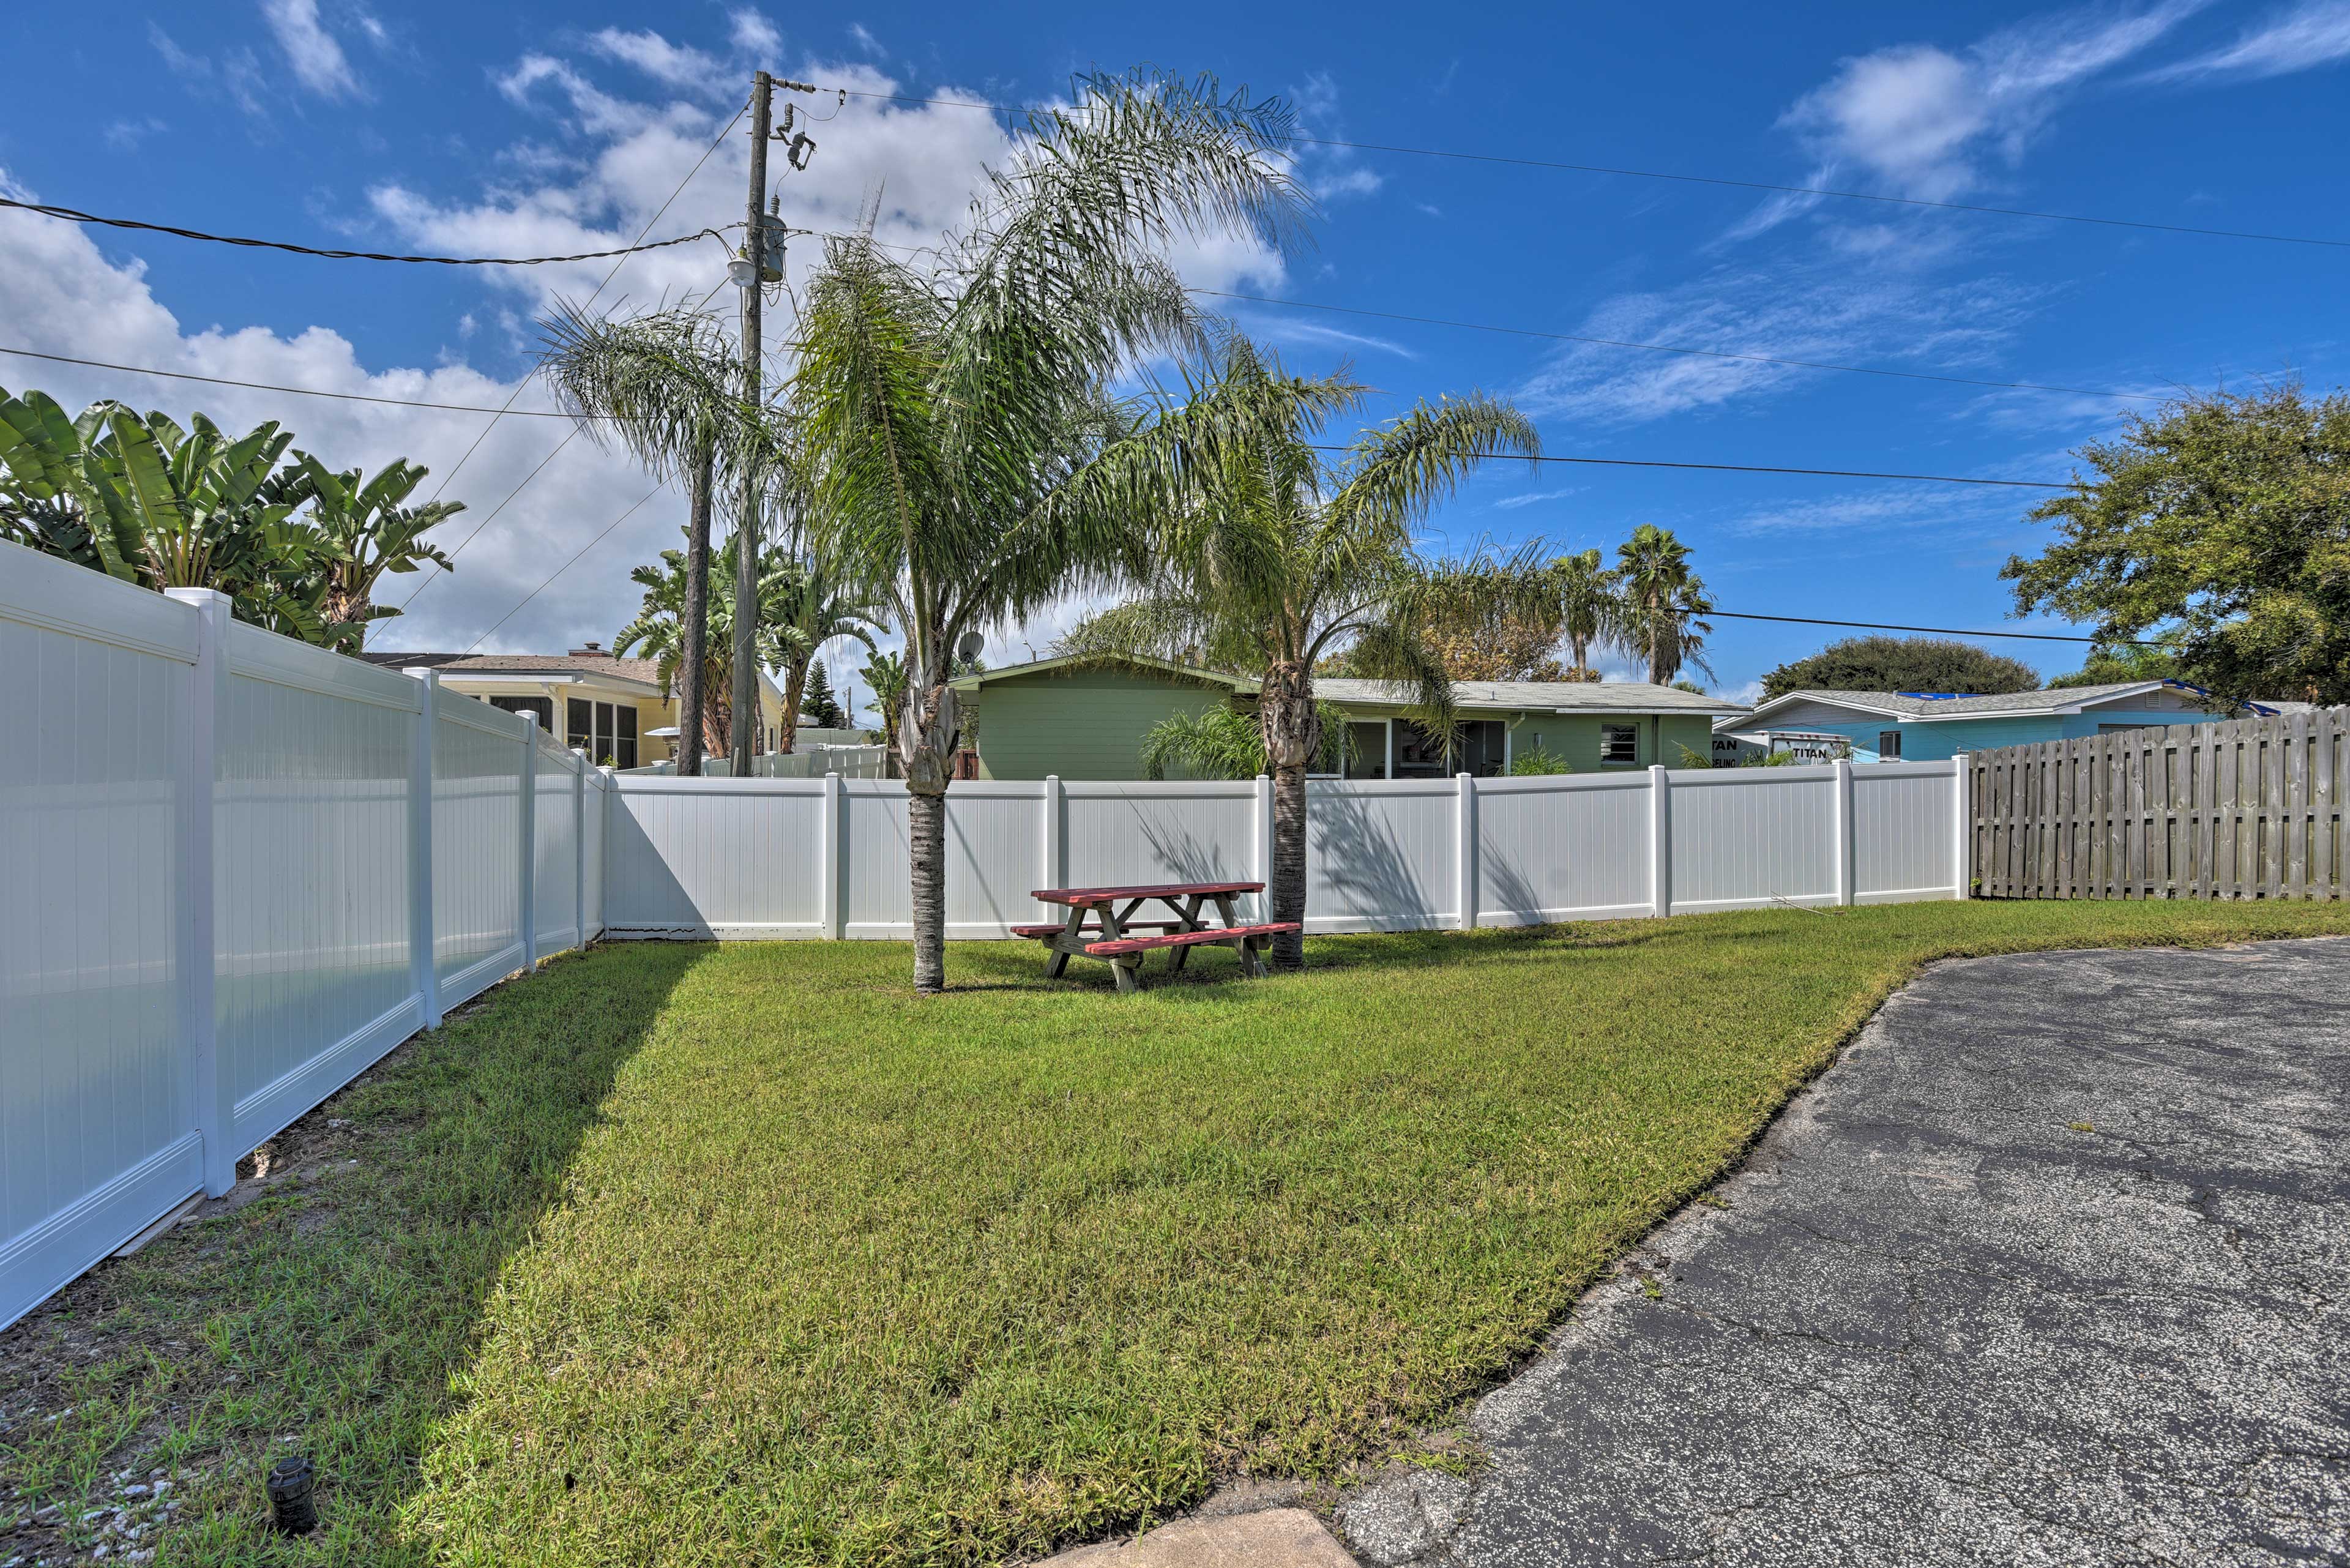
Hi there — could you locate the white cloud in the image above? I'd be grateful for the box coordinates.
[1288,72,1382,204]
[1515,259,2049,425]
[729,9,782,58]
[1743,0,2207,233]
[1492,487,1583,511]
[586,28,725,92]
[848,23,884,56]
[261,0,364,99]
[2144,0,2350,78]
[150,24,270,121]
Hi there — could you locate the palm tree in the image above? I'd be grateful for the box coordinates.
[791,69,1310,993]
[1615,523,1714,685]
[292,454,462,651]
[1137,698,1351,780]
[1053,335,1541,969]
[615,531,791,758]
[770,547,886,753]
[541,303,758,778]
[860,649,908,757]
[1548,547,1622,679]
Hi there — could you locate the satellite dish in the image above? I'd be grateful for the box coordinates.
[955,631,984,662]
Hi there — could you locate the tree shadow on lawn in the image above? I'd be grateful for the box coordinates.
[0,941,707,1567]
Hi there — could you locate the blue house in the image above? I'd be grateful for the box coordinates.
[1714,680,2281,764]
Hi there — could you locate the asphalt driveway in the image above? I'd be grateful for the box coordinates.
[1338,936,2350,1567]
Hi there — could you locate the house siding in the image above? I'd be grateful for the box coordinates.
[971,669,1236,780]
[1507,711,1714,771]
[1791,709,2228,763]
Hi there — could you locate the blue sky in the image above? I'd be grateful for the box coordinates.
[4,1,2347,715]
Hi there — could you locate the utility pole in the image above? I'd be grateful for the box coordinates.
[730,70,775,778]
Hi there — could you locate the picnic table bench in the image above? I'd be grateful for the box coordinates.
[1017,880,1299,993]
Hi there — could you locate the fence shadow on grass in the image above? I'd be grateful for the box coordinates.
[0,941,708,1566]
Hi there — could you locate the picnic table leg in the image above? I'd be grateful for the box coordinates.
[1044,904,1085,979]
[1168,893,1206,973]
[1097,901,1140,993]
[1214,894,1269,977]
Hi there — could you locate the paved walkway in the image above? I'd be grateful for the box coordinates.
[1338,938,2350,1567]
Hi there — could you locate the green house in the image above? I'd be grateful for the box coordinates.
[948,655,1747,780]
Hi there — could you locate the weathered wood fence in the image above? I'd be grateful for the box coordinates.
[1969,708,2344,900]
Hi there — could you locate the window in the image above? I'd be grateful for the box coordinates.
[1878,730,1903,759]
[1600,723,1638,764]
[1343,720,1389,779]
[567,698,593,749]
[488,695,553,731]
[614,704,637,769]
[559,698,640,767]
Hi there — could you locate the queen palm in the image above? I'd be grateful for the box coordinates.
[792,69,1309,993]
[1616,523,1714,685]
[615,531,791,758]
[770,546,887,754]
[1053,335,1541,970]
[1548,547,1622,679]
[541,302,758,778]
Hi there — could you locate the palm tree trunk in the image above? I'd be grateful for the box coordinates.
[1269,762,1308,970]
[908,786,947,994]
[780,655,809,754]
[677,445,714,776]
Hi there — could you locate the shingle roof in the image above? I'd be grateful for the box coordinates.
[1311,678,1746,715]
[1734,681,2269,727]
[359,651,666,685]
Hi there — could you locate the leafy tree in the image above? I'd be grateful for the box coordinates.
[542,303,763,778]
[1053,335,1540,970]
[801,662,847,730]
[0,389,332,637]
[1616,524,1712,685]
[2045,639,2184,690]
[1137,698,1349,779]
[793,69,1308,993]
[1759,635,2040,700]
[2003,384,2350,706]
[615,531,791,758]
[293,454,461,651]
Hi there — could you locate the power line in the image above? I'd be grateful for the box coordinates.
[461,484,664,655]
[1195,290,2162,402]
[1704,610,2150,646]
[0,194,737,266]
[0,345,591,416]
[1,345,2078,490]
[398,99,752,609]
[1303,444,2067,489]
[824,86,2350,251]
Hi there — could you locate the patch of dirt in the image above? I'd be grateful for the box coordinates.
[0,1037,422,1566]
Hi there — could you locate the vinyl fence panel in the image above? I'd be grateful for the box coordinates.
[605,776,830,938]
[533,739,581,956]
[1853,760,1962,903]
[1306,778,1457,931]
[430,690,528,1008]
[215,622,421,1154]
[0,555,199,1334]
[1668,765,1840,912]
[1475,774,1655,925]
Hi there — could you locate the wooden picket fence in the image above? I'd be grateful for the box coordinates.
[1969,707,2344,900]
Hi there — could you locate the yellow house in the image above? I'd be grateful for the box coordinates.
[360,643,793,768]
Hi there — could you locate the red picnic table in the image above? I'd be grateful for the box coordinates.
[1015,880,1300,993]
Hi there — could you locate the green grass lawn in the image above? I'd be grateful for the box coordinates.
[5,901,2349,1566]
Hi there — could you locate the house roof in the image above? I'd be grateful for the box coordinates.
[1720,679,2267,733]
[948,654,1747,716]
[360,651,668,685]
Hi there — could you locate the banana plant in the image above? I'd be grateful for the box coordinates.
[294,454,462,651]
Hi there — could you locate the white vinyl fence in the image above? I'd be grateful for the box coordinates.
[2,535,1971,1331]
[600,760,1968,940]
[1,543,611,1332]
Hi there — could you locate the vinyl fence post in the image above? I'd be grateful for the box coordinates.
[1649,764,1673,919]
[1833,757,1857,908]
[404,670,441,1031]
[1456,772,1479,931]
[1950,752,1972,899]
[571,747,588,951]
[821,769,845,939]
[1255,773,1274,925]
[518,713,539,973]
[1040,775,1064,920]
[165,588,235,1198]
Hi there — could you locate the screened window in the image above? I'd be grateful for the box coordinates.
[1600,723,1638,764]
[560,698,640,767]
[1878,730,1903,759]
[488,695,552,731]
[567,698,594,749]
[1343,720,1389,779]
